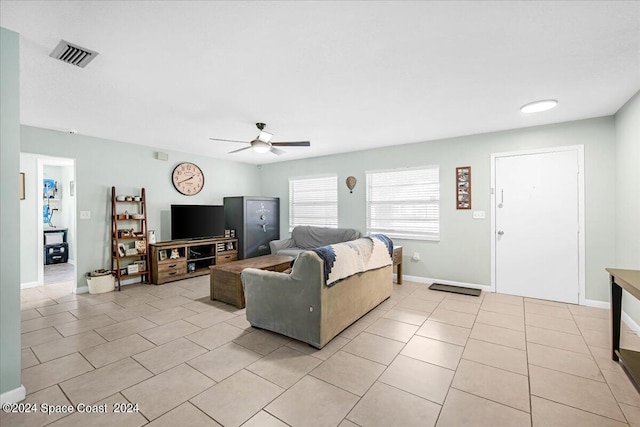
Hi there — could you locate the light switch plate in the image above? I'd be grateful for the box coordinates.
[80,211,91,219]
[472,211,486,219]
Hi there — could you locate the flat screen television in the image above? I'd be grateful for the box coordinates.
[171,205,225,240]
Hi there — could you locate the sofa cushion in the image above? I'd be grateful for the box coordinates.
[292,226,361,249]
[277,248,306,257]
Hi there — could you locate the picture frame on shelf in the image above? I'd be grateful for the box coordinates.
[159,250,167,261]
[134,260,146,272]
[118,243,126,257]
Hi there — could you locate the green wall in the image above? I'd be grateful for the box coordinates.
[260,117,616,302]
[0,27,22,397]
[18,153,39,284]
[615,91,640,325]
[21,126,262,290]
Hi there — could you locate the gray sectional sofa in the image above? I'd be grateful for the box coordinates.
[243,236,393,348]
[269,225,361,257]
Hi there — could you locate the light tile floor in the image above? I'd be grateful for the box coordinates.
[4,277,640,426]
[43,262,75,285]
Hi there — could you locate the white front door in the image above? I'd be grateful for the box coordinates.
[493,148,581,304]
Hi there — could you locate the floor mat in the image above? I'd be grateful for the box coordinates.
[429,283,481,297]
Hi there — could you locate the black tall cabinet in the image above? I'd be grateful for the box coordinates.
[223,197,280,259]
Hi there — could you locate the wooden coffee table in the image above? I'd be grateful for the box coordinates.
[210,254,293,308]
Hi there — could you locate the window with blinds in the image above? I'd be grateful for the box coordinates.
[366,166,440,241]
[289,175,338,231]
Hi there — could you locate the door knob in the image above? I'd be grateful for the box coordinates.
[497,230,504,236]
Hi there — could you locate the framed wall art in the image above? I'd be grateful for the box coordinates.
[456,166,471,209]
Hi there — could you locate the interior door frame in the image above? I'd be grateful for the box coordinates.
[490,145,586,305]
[36,156,77,289]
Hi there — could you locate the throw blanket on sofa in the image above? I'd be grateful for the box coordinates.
[313,235,393,286]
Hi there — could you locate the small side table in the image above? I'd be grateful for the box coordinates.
[210,254,293,308]
[393,246,403,284]
[607,268,640,393]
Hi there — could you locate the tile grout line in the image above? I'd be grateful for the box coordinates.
[523,295,534,426]
[341,289,415,426]
[431,288,479,426]
[568,304,632,425]
[18,280,638,426]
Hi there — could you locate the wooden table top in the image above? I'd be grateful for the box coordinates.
[210,254,293,274]
[606,268,640,300]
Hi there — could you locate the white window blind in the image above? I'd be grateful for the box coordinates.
[289,175,338,231]
[366,166,440,241]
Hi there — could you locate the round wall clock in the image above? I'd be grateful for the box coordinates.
[172,162,204,195]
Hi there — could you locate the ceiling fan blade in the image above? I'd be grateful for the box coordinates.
[271,141,311,147]
[228,146,253,154]
[270,147,286,156]
[210,138,250,144]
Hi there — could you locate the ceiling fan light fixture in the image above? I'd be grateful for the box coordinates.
[520,99,558,114]
[211,122,310,155]
[258,130,273,143]
[252,140,271,153]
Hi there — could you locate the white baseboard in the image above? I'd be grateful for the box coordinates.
[396,274,429,284]
[623,311,640,334]
[20,281,41,289]
[584,299,610,309]
[74,285,89,294]
[584,299,640,334]
[0,385,25,404]
[76,279,139,294]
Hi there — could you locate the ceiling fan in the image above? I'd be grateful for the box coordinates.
[209,123,311,155]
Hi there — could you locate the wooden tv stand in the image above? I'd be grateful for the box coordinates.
[150,237,238,285]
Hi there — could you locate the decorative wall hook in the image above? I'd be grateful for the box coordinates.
[346,176,357,193]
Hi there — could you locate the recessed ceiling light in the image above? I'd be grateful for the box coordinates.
[520,99,558,113]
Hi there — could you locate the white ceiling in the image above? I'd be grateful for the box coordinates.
[1,1,639,165]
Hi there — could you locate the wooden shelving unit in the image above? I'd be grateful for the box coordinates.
[111,187,149,290]
[150,238,238,285]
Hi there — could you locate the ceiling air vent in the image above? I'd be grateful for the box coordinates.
[49,40,98,68]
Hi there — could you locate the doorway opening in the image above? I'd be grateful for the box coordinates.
[19,154,77,294]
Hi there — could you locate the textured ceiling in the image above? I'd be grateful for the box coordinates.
[1,1,639,164]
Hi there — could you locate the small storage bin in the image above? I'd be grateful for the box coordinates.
[86,273,115,294]
[44,243,69,265]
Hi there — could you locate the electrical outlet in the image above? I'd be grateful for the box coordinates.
[472,210,486,219]
[80,211,91,219]
[412,252,421,261]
